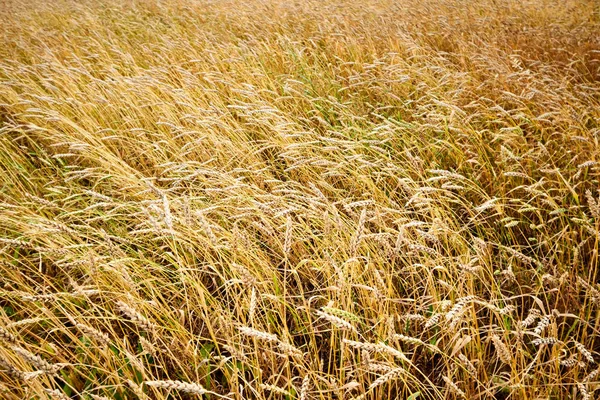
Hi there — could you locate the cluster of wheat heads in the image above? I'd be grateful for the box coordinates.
[0,0,599,398]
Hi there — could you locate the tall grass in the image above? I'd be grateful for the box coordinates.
[0,0,599,398]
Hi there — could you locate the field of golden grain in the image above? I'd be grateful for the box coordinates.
[1,0,599,399]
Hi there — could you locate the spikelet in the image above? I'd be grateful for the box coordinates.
[502,246,536,266]
[232,263,257,286]
[503,171,530,179]
[441,183,465,190]
[577,382,591,400]
[315,310,357,333]
[0,357,27,380]
[368,362,394,373]
[139,336,158,356]
[504,220,519,228]
[222,344,248,362]
[491,335,511,364]
[585,367,600,382]
[248,287,257,322]
[542,274,559,288]
[458,353,477,376]
[344,200,375,211]
[320,307,361,323]
[520,309,540,328]
[0,238,37,250]
[52,153,77,159]
[532,337,560,346]
[340,380,360,393]
[415,228,440,245]
[442,376,466,399]
[425,313,442,328]
[325,252,345,290]
[475,198,499,212]
[145,380,208,395]
[309,182,328,202]
[428,169,466,180]
[124,350,145,375]
[443,300,458,312]
[459,259,481,275]
[161,194,173,230]
[239,325,299,357]
[577,277,600,305]
[344,339,378,352]
[343,339,408,361]
[534,314,553,336]
[6,318,45,328]
[24,192,56,208]
[498,305,516,315]
[19,293,56,304]
[12,346,64,375]
[372,268,387,297]
[283,215,293,257]
[408,243,438,257]
[260,383,290,396]
[69,278,100,298]
[359,348,371,370]
[198,212,218,246]
[126,380,149,400]
[368,367,405,390]
[393,334,426,347]
[82,189,113,203]
[560,356,586,368]
[277,341,303,358]
[116,301,157,333]
[75,323,110,348]
[238,326,278,342]
[446,296,476,322]
[375,342,409,361]
[299,375,310,400]
[349,208,367,257]
[585,190,600,219]
[575,342,595,364]
[579,161,598,169]
[0,327,18,345]
[402,314,426,323]
[386,316,396,340]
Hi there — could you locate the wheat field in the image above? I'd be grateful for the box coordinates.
[0,0,599,399]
